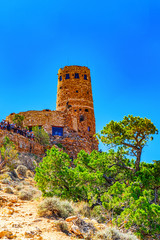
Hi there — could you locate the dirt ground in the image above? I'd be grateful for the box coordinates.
[0,190,77,240]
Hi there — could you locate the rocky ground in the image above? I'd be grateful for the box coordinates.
[0,153,138,240]
[0,188,77,240]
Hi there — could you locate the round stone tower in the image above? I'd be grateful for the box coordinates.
[56,65,96,138]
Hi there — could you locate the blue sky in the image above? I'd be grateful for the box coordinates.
[0,0,160,163]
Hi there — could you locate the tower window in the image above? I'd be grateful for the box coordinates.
[80,115,84,122]
[74,110,77,112]
[60,76,62,81]
[52,127,63,136]
[60,87,62,89]
[79,109,81,111]
[76,90,78,93]
[88,126,90,132]
[84,74,87,80]
[66,74,70,79]
[75,73,79,78]
[85,109,89,112]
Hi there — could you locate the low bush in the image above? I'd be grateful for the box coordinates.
[55,220,69,233]
[16,165,28,178]
[18,190,33,200]
[15,183,24,191]
[38,197,74,219]
[26,170,34,178]
[0,173,11,181]
[1,178,10,184]
[75,202,91,218]
[27,186,37,195]
[91,205,109,223]
[4,186,14,194]
[93,227,138,240]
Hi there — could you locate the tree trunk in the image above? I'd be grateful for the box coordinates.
[135,149,142,172]
[154,188,158,204]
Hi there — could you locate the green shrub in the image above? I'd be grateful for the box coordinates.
[0,137,18,171]
[91,205,108,223]
[38,197,74,219]
[32,126,50,146]
[13,114,24,127]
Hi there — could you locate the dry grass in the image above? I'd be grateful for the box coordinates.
[75,201,91,218]
[16,165,27,178]
[38,197,74,219]
[93,227,138,240]
[18,189,33,200]
[74,202,108,223]
[26,170,34,178]
[0,173,11,181]
[4,186,14,194]
[55,220,69,233]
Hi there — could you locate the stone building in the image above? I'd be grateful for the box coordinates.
[6,66,98,158]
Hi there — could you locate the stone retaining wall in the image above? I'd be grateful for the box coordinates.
[0,130,45,156]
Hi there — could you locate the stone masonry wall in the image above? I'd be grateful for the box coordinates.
[5,65,99,157]
[6,110,65,135]
[0,130,45,156]
[50,132,98,159]
[56,66,96,137]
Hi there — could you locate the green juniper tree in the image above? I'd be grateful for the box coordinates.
[98,115,158,172]
[34,115,160,239]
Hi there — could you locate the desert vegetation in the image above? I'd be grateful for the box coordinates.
[0,115,159,239]
[35,115,160,239]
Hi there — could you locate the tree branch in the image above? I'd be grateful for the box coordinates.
[109,158,135,173]
[103,173,115,185]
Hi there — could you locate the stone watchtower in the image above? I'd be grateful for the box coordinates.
[56,66,96,140]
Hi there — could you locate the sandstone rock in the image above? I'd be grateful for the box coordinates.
[0,230,16,239]
[75,217,95,234]
[66,216,78,222]
[70,224,83,238]
[7,207,14,215]
[24,227,42,238]
[10,197,18,203]
[12,223,22,228]
[7,202,13,207]
[24,231,35,238]
[34,236,43,240]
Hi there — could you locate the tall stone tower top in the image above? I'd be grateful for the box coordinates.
[56,65,96,137]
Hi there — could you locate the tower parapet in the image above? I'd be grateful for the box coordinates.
[56,66,96,138]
